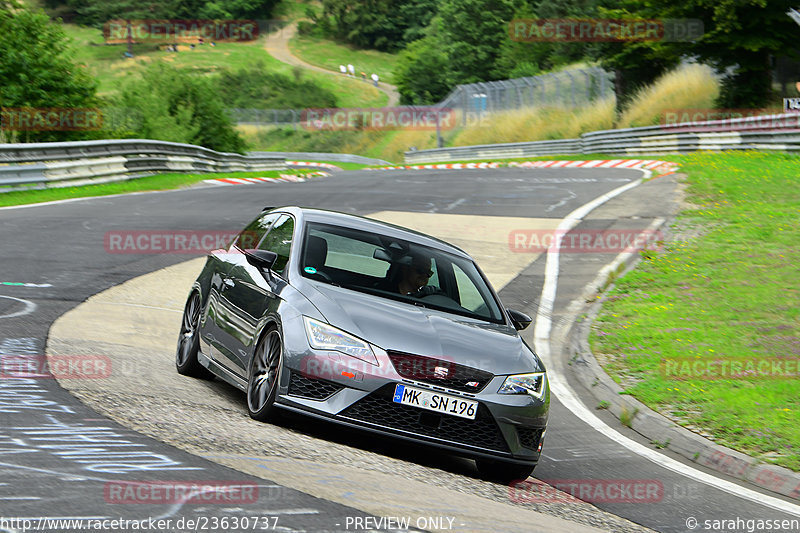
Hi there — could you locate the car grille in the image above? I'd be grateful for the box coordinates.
[517,426,544,450]
[288,372,344,401]
[387,351,494,393]
[340,384,509,453]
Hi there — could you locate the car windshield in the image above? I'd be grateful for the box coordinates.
[300,222,505,324]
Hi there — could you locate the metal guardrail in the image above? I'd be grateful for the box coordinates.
[250,151,391,165]
[0,139,286,189]
[404,139,581,164]
[405,113,800,162]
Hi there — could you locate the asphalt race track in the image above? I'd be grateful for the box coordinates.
[1,167,799,533]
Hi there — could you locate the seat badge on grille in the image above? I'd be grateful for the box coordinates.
[465,381,480,388]
[433,366,449,379]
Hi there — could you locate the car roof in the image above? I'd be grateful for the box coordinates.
[267,206,471,258]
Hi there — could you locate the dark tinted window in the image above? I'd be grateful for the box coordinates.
[300,222,503,323]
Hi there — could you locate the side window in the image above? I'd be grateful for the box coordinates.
[258,215,294,274]
[453,263,485,314]
[231,213,280,250]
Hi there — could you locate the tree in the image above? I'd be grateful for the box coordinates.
[116,62,246,153]
[0,3,99,142]
[394,32,451,104]
[65,0,279,27]
[437,0,516,84]
[320,0,439,52]
[595,0,800,107]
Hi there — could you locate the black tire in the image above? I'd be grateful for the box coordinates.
[247,327,282,421]
[176,291,214,379]
[475,458,536,483]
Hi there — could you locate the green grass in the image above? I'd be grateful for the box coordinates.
[289,33,399,85]
[589,151,800,471]
[274,0,320,19]
[62,23,387,107]
[0,169,320,208]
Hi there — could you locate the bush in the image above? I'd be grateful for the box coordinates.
[394,35,451,105]
[115,62,246,153]
[217,62,338,109]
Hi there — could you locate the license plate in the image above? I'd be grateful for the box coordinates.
[392,384,478,420]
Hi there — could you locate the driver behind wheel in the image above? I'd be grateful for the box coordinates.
[396,252,434,295]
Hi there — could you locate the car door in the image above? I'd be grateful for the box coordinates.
[216,213,295,377]
[203,212,280,372]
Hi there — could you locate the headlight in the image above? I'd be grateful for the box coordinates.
[498,372,546,399]
[303,316,378,365]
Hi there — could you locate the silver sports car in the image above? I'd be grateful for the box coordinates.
[176,206,549,481]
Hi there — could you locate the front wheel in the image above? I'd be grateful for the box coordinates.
[247,327,282,421]
[176,291,214,379]
[475,458,536,483]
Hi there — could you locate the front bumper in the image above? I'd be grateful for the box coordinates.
[278,320,549,462]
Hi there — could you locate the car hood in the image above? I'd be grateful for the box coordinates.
[299,281,543,375]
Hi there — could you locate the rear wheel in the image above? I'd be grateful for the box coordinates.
[247,327,282,421]
[176,292,214,379]
[475,458,536,483]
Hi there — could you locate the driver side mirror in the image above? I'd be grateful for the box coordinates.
[244,249,278,273]
[507,308,532,331]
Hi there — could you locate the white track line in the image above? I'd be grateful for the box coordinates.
[533,171,800,517]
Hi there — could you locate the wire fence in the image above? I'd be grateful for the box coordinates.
[228,67,615,129]
[437,67,614,125]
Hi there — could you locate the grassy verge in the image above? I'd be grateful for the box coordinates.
[0,169,321,208]
[589,151,800,471]
[289,33,399,85]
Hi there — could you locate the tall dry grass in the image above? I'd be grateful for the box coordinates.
[616,63,719,129]
[449,98,616,146]
[370,130,438,162]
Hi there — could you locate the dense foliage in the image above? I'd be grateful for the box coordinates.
[593,0,800,107]
[47,0,280,26]
[115,62,246,153]
[316,0,439,52]
[0,3,99,142]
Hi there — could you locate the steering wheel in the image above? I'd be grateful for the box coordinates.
[412,286,445,298]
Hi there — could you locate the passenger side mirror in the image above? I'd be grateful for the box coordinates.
[507,308,532,331]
